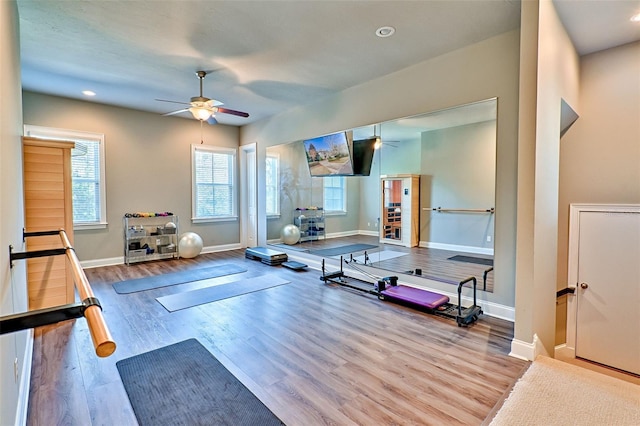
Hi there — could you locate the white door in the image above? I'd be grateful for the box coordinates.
[240,144,258,248]
[575,210,640,375]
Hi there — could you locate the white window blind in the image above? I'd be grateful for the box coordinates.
[323,176,346,213]
[192,145,236,221]
[265,154,280,216]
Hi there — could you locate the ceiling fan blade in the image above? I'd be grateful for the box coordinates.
[155,98,190,106]
[216,107,249,118]
[207,116,218,125]
[162,108,189,117]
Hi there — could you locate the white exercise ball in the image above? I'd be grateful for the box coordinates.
[281,224,301,245]
[178,232,203,258]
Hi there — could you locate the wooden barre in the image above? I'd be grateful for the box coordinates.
[59,230,116,357]
[424,207,495,213]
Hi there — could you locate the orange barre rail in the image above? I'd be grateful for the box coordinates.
[59,230,116,357]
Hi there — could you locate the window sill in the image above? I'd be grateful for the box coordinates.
[324,211,347,217]
[74,222,108,231]
[192,216,238,224]
[267,214,281,220]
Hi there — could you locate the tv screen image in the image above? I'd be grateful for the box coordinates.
[303,132,354,177]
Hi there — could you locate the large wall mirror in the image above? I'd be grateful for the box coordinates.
[266,98,497,292]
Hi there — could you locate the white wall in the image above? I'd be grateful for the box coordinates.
[244,30,520,308]
[22,93,241,262]
[514,0,580,356]
[1,2,30,424]
[556,40,640,343]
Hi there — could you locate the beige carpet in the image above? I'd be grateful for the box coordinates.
[490,356,640,426]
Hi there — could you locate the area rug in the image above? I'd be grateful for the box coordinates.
[112,264,247,294]
[489,355,640,425]
[349,250,408,263]
[447,254,493,266]
[310,243,378,257]
[156,274,290,312]
[116,339,283,426]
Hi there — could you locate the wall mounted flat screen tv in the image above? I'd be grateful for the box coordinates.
[303,131,354,177]
[352,137,377,176]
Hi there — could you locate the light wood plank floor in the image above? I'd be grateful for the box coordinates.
[27,249,525,425]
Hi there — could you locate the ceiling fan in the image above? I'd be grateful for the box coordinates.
[156,71,249,125]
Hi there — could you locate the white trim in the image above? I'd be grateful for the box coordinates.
[15,329,34,426]
[80,243,244,268]
[509,333,548,361]
[358,230,379,237]
[566,203,640,352]
[420,241,494,256]
[240,143,258,248]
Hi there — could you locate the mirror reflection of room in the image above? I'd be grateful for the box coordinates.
[267,98,496,292]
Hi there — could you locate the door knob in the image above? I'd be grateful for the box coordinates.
[580,282,589,289]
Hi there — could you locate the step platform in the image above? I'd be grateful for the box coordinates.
[282,260,307,270]
[245,246,288,266]
[380,285,449,310]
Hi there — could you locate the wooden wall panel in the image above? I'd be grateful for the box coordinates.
[23,137,75,310]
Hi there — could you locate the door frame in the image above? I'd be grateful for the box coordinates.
[239,143,258,248]
[566,203,640,354]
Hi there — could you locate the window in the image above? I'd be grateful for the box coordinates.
[23,125,107,229]
[265,154,280,217]
[323,176,347,213]
[192,145,237,222]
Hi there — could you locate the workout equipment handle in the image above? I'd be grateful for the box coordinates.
[59,230,116,357]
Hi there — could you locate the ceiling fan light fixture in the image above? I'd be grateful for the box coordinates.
[189,106,212,121]
[374,137,382,150]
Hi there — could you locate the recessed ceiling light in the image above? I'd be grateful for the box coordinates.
[631,13,640,23]
[375,26,395,38]
[82,90,96,96]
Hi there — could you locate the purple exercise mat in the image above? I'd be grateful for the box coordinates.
[381,285,449,309]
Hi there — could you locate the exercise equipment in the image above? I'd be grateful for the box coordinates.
[282,260,307,270]
[320,257,482,326]
[178,232,203,258]
[245,246,288,266]
[281,224,301,245]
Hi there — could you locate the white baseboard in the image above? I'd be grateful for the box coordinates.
[15,329,34,426]
[509,333,549,361]
[80,243,244,269]
[420,241,494,256]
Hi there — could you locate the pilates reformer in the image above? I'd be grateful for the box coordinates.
[1,229,116,357]
[320,256,483,326]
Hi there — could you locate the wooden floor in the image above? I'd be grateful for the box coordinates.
[271,235,495,292]
[27,249,526,425]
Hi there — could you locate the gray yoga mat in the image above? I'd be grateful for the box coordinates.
[116,339,283,426]
[447,255,494,266]
[156,274,290,312]
[310,243,378,257]
[112,264,247,294]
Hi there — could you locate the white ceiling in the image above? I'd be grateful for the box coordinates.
[16,1,640,126]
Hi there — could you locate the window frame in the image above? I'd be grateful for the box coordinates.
[191,144,238,223]
[265,153,280,218]
[323,175,347,215]
[23,124,107,230]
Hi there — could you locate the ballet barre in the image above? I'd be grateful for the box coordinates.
[3,229,116,357]
[425,207,495,214]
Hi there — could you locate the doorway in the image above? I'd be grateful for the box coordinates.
[240,143,258,248]
[567,204,640,375]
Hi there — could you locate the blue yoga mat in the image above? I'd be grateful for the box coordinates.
[156,274,290,312]
[112,264,247,294]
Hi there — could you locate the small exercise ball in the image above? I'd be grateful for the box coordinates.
[179,232,203,258]
[281,224,301,245]
[165,221,176,229]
